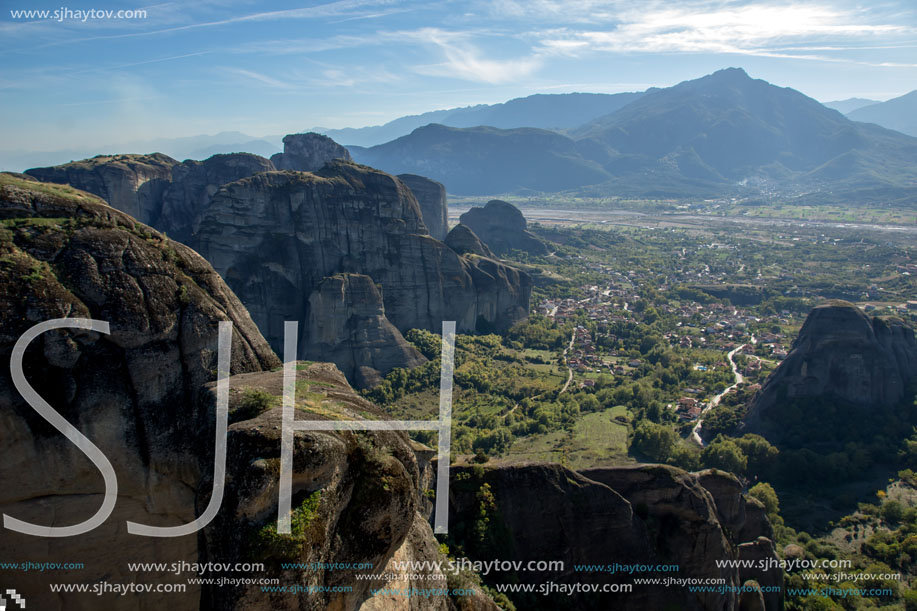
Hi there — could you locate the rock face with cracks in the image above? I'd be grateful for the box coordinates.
[158,152,276,243]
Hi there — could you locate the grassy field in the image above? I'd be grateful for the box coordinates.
[502,405,633,469]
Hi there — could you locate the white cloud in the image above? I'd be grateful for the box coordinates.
[398,28,542,84]
[222,67,295,89]
[533,2,916,61]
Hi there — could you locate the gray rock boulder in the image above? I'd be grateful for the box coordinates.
[459,199,549,256]
[445,223,495,258]
[271,132,353,171]
[745,300,917,434]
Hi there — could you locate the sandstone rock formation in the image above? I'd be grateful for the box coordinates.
[737,538,782,611]
[444,224,494,258]
[24,151,276,243]
[745,300,917,434]
[201,362,498,611]
[306,273,426,388]
[444,463,782,611]
[23,149,531,389]
[398,174,448,240]
[0,173,278,610]
[0,173,495,611]
[459,199,549,256]
[25,152,178,226]
[192,161,531,379]
[271,132,353,171]
[159,152,276,243]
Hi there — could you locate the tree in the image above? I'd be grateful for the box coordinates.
[748,482,780,517]
[702,437,748,475]
[735,434,779,478]
[631,421,677,462]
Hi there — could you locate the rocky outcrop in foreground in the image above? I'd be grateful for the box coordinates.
[745,300,917,434]
[271,132,353,171]
[192,161,531,384]
[0,173,277,610]
[398,173,448,240]
[203,363,498,611]
[458,199,549,256]
[445,463,781,610]
[0,173,494,611]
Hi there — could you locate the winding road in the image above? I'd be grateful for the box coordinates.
[691,334,756,446]
[558,331,576,394]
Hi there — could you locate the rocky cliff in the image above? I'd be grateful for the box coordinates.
[0,173,495,611]
[745,300,917,434]
[25,152,178,226]
[24,151,276,243]
[271,132,353,171]
[191,161,531,384]
[397,174,448,240]
[0,173,277,610]
[22,149,515,389]
[445,463,781,611]
[159,152,276,243]
[459,200,549,256]
[201,362,498,611]
[306,273,426,388]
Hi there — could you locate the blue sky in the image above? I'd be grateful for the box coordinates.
[2,0,916,151]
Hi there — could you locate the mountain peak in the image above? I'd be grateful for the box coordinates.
[711,67,750,79]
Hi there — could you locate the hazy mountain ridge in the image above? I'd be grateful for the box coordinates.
[822,97,880,114]
[847,90,917,137]
[314,91,644,147]
[351,68,917,200]
[350,123,612,195]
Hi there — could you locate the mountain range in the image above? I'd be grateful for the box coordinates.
[352,68,917,201]
[6,69,917,203]
[311,91,644,147]
[822,97,880,114]
[847,90,917,137]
